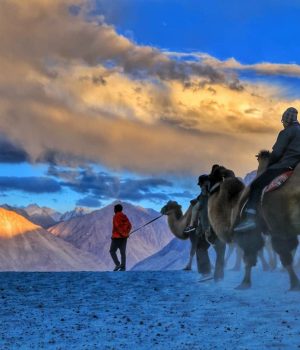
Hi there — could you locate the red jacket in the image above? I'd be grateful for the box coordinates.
[112,212,132,239]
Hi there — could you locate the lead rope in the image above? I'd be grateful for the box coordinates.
[129,214,164,237]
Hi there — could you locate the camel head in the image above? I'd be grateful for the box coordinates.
[209,165,236,189]
[160,201,182,218]
[256,149,271,161]
[160,200,190,240]
[256,150,271,175]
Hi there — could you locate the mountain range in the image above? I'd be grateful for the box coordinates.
[59,207,90,222]
[48,202,173,270]
[131,238,191,270]
[1,204,92,229]
[22,204,59,228]
[0,167,258,272]
[0,208,105,271]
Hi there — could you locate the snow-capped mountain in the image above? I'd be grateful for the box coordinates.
[59,207,90,222]
[131,238,191,271]
[24,203,61,219]
[48,202,173,269]
[0,208,104,271]
[23,204,61,228]
[1,204,31,220]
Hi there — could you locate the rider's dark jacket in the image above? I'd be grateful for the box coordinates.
[195,193,210,234]
[268,122,300,170]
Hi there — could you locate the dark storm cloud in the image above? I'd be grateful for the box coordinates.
[0,135,30,163]
[76,196,102,207]
[49,165,173,202]
[38,150,90,168]
[60,169,120,197]
[47,164,81,181]
[118,178,172,201]
[0,177,61,193]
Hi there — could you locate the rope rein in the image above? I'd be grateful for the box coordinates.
[129,214,164,236]
[209,182,221,195]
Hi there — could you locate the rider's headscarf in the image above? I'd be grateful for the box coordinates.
[282,107,298,125]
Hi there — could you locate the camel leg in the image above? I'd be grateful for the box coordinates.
[234,230,264,289]
[183,245,195,271]
[225,243,241,269]
[224,243,235,267]
[183,256,193,271]
[258,248,270,271]
[286,265,300,291]
[183,233,197,271]
[265,235,277,270]
[271,236,300,290]
[236,264,252,290]
[231,245,243,271]
[295,250,300,269]
[213,238,225,281]
[294,245,300,268]
[270,253,278,271]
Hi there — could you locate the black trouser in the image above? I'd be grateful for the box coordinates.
[109,238,127,268]
[196,234,211,274]
[247,168,289,210]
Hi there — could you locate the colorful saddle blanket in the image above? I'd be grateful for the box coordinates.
[240,170,294,218]
[263,170,293,194]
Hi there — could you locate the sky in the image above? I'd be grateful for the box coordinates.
[0,0,300,213]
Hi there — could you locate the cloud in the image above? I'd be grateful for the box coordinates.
[169,190,194,199]
[0,177,61,193]
[0,135,30,163]
[217,58,300,78]
[76,196,102,207]
[0,163,185,203]
[118,178,172,201]
[0,0,233,85]
[0,0,299,178]
[167,52,300,78]
[47,164,82,181]
[49,165,174,202]
[60,169,121,197]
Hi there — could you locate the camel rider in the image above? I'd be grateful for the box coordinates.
[235,107,300,232]
[184,174,210,234]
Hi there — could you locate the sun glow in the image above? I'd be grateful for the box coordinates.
[0,209,40,238]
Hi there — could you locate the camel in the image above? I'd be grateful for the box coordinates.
[160,201,225,280]
[225,238,277,271]
[208,154,300,290]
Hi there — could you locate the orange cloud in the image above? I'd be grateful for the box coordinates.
[169,52,300,78]
[0,0,299,178]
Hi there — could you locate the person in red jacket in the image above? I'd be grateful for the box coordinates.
[109,204,132,271]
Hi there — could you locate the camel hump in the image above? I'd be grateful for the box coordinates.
[220,177,245,200]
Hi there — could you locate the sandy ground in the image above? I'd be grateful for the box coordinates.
[0,269,299,349]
